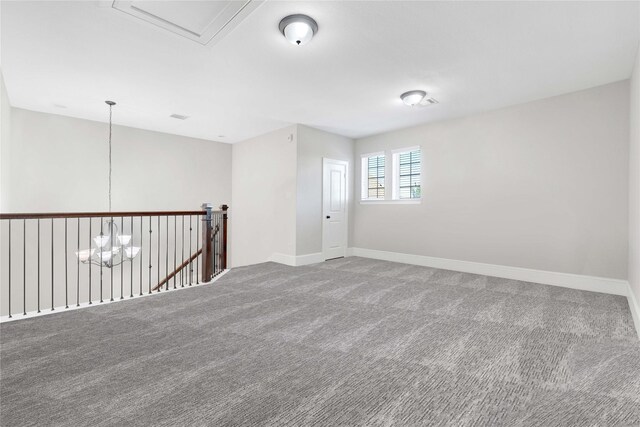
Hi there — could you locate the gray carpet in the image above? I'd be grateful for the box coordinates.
[1,257,639,426]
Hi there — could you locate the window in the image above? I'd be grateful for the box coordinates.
[361,153,385,200]
[361,147,421,203]
[394,149,421,199]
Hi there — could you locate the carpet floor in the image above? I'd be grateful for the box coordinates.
[1,257,639,426]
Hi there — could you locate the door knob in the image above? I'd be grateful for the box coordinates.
[326,215,331,219]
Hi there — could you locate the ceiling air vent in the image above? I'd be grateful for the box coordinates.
[170,114,189,120]
[112,1,263,46]
[421,98,439,106]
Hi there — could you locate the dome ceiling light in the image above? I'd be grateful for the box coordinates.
[400,90,427,106]
[279,14,318,46]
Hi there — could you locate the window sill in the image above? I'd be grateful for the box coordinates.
[360,199,422,205]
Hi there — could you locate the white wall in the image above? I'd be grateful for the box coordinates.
[231,125,297,267]
[0,71,10,212]
[6,108,231,212]
[629,44,640,308]
[230,124,354,266]
[296,125,354,256]
[354,81,630,280]
[1,108,232,316]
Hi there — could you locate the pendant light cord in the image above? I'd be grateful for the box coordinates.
[108,103,112,213]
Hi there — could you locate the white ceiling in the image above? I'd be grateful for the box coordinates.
[1,1,639,143]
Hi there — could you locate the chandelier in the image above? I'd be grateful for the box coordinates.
[75,101,141,267]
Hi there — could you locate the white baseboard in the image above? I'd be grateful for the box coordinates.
[295,252,325,266]
[0,270,230,323]
[348,247,629,297]
[627,284,640,340]
[270,253,297,266]
[270,247,639,339]
[270,252,324,267]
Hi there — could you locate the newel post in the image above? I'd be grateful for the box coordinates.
[201,203,214,283]
[221,204,229,270]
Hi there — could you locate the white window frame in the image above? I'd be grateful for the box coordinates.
[360,146,422,204]
[360,151,386,201]
[392,146,422,202]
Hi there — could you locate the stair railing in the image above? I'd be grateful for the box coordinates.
[0,203,229,318]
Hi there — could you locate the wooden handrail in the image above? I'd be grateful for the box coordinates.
[152,248,203,291]
[155,222,222,291]
[0,210,216,220]
[0,202,229,318]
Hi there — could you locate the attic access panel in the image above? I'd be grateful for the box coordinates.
[112,0,262,46]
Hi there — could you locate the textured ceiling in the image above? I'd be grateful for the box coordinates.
[1,1,639,143]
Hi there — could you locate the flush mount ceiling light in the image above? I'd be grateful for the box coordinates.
[279,14,318,45]
[400,90,427,106]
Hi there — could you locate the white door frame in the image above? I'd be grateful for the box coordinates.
[322,158,349,260]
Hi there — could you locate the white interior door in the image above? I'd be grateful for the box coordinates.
[322,158,348,260]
